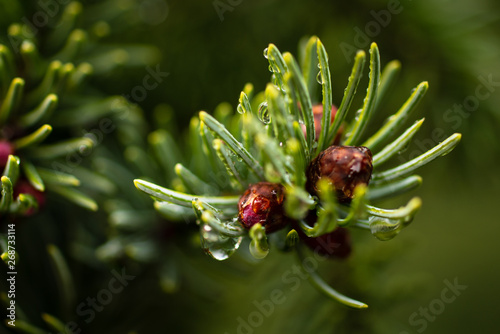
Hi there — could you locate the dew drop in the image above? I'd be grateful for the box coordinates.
[354,109,362,122]
[200,225,242,261]
[263,47,269,59]
[258,102,271,124]
[316,71,323,84]
[237,104,245,114]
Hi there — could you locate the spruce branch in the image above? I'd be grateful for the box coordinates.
[132,36,461,308]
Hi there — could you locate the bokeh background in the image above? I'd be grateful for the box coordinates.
[1,0,499,333]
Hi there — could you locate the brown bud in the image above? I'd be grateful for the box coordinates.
[301,104,343,145]
[293,212,351,259]
[301,227,352,259]
[238,182,288,233]
[307,145,373,203]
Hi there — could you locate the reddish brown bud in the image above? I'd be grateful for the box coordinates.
[238,182,288,233]
[293,212,351,259]
[302,227,352,259]
[307,145,373,203]
[301,104,343,145]
[0,140,14,168]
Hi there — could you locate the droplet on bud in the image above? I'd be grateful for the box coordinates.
[238,182,288,233]
[263,47,269,59]
[258,102,271,124]
[316,71,323,84]
[237,104,245,114]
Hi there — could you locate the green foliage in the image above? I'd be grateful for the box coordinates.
[0,1,159,218]
[135,37,460,308]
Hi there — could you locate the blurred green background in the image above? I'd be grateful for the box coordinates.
[2,0,500,333]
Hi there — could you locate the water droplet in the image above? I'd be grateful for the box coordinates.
[263,47,269,59]
[258,102,271,124]
[316,71,323,84]
[271,74,278,85]
[237,104,245,114]
[200,225,242,261]
[354,109,362,122]
[317,63,322,69]
[268,64,274,72]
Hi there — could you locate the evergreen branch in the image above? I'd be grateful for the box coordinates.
[238,91,253,115]
[366,197,422,220]
[49,185,98,211]
[300,36,319,101]
[283,52,315,157]
[372,118,425,166]
[0,77,24,126]
[363,81,429,150]
[18,94,58,128]
[13,124,53,150]
[134,179,240,209]
[38,167,81,187]
[374,60,401,114]
[20,40,45,81]
[26,61,61,107]
[47,244,76,318]
[327,50,366,146]
[266,83,294,144]
[154,201,196,221]
[29,137,94,160]
[213,139,245,190]
[316,39,333,154]
[283,185,315,220]
[266,44,288,91]
[15,193,38,215]
[338,184,368,227]
[344,43,380,146]
[296,245,368,309]
[21,161,45,192]
[194,201,245,237]
[200,111,265,179]
[372,133,462,184]
[249,223,269,259]
[255,132,292,186]
[367,175,422,201]
[3,155,20,185]
[0,176,13,213]
[175,163,216,195]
